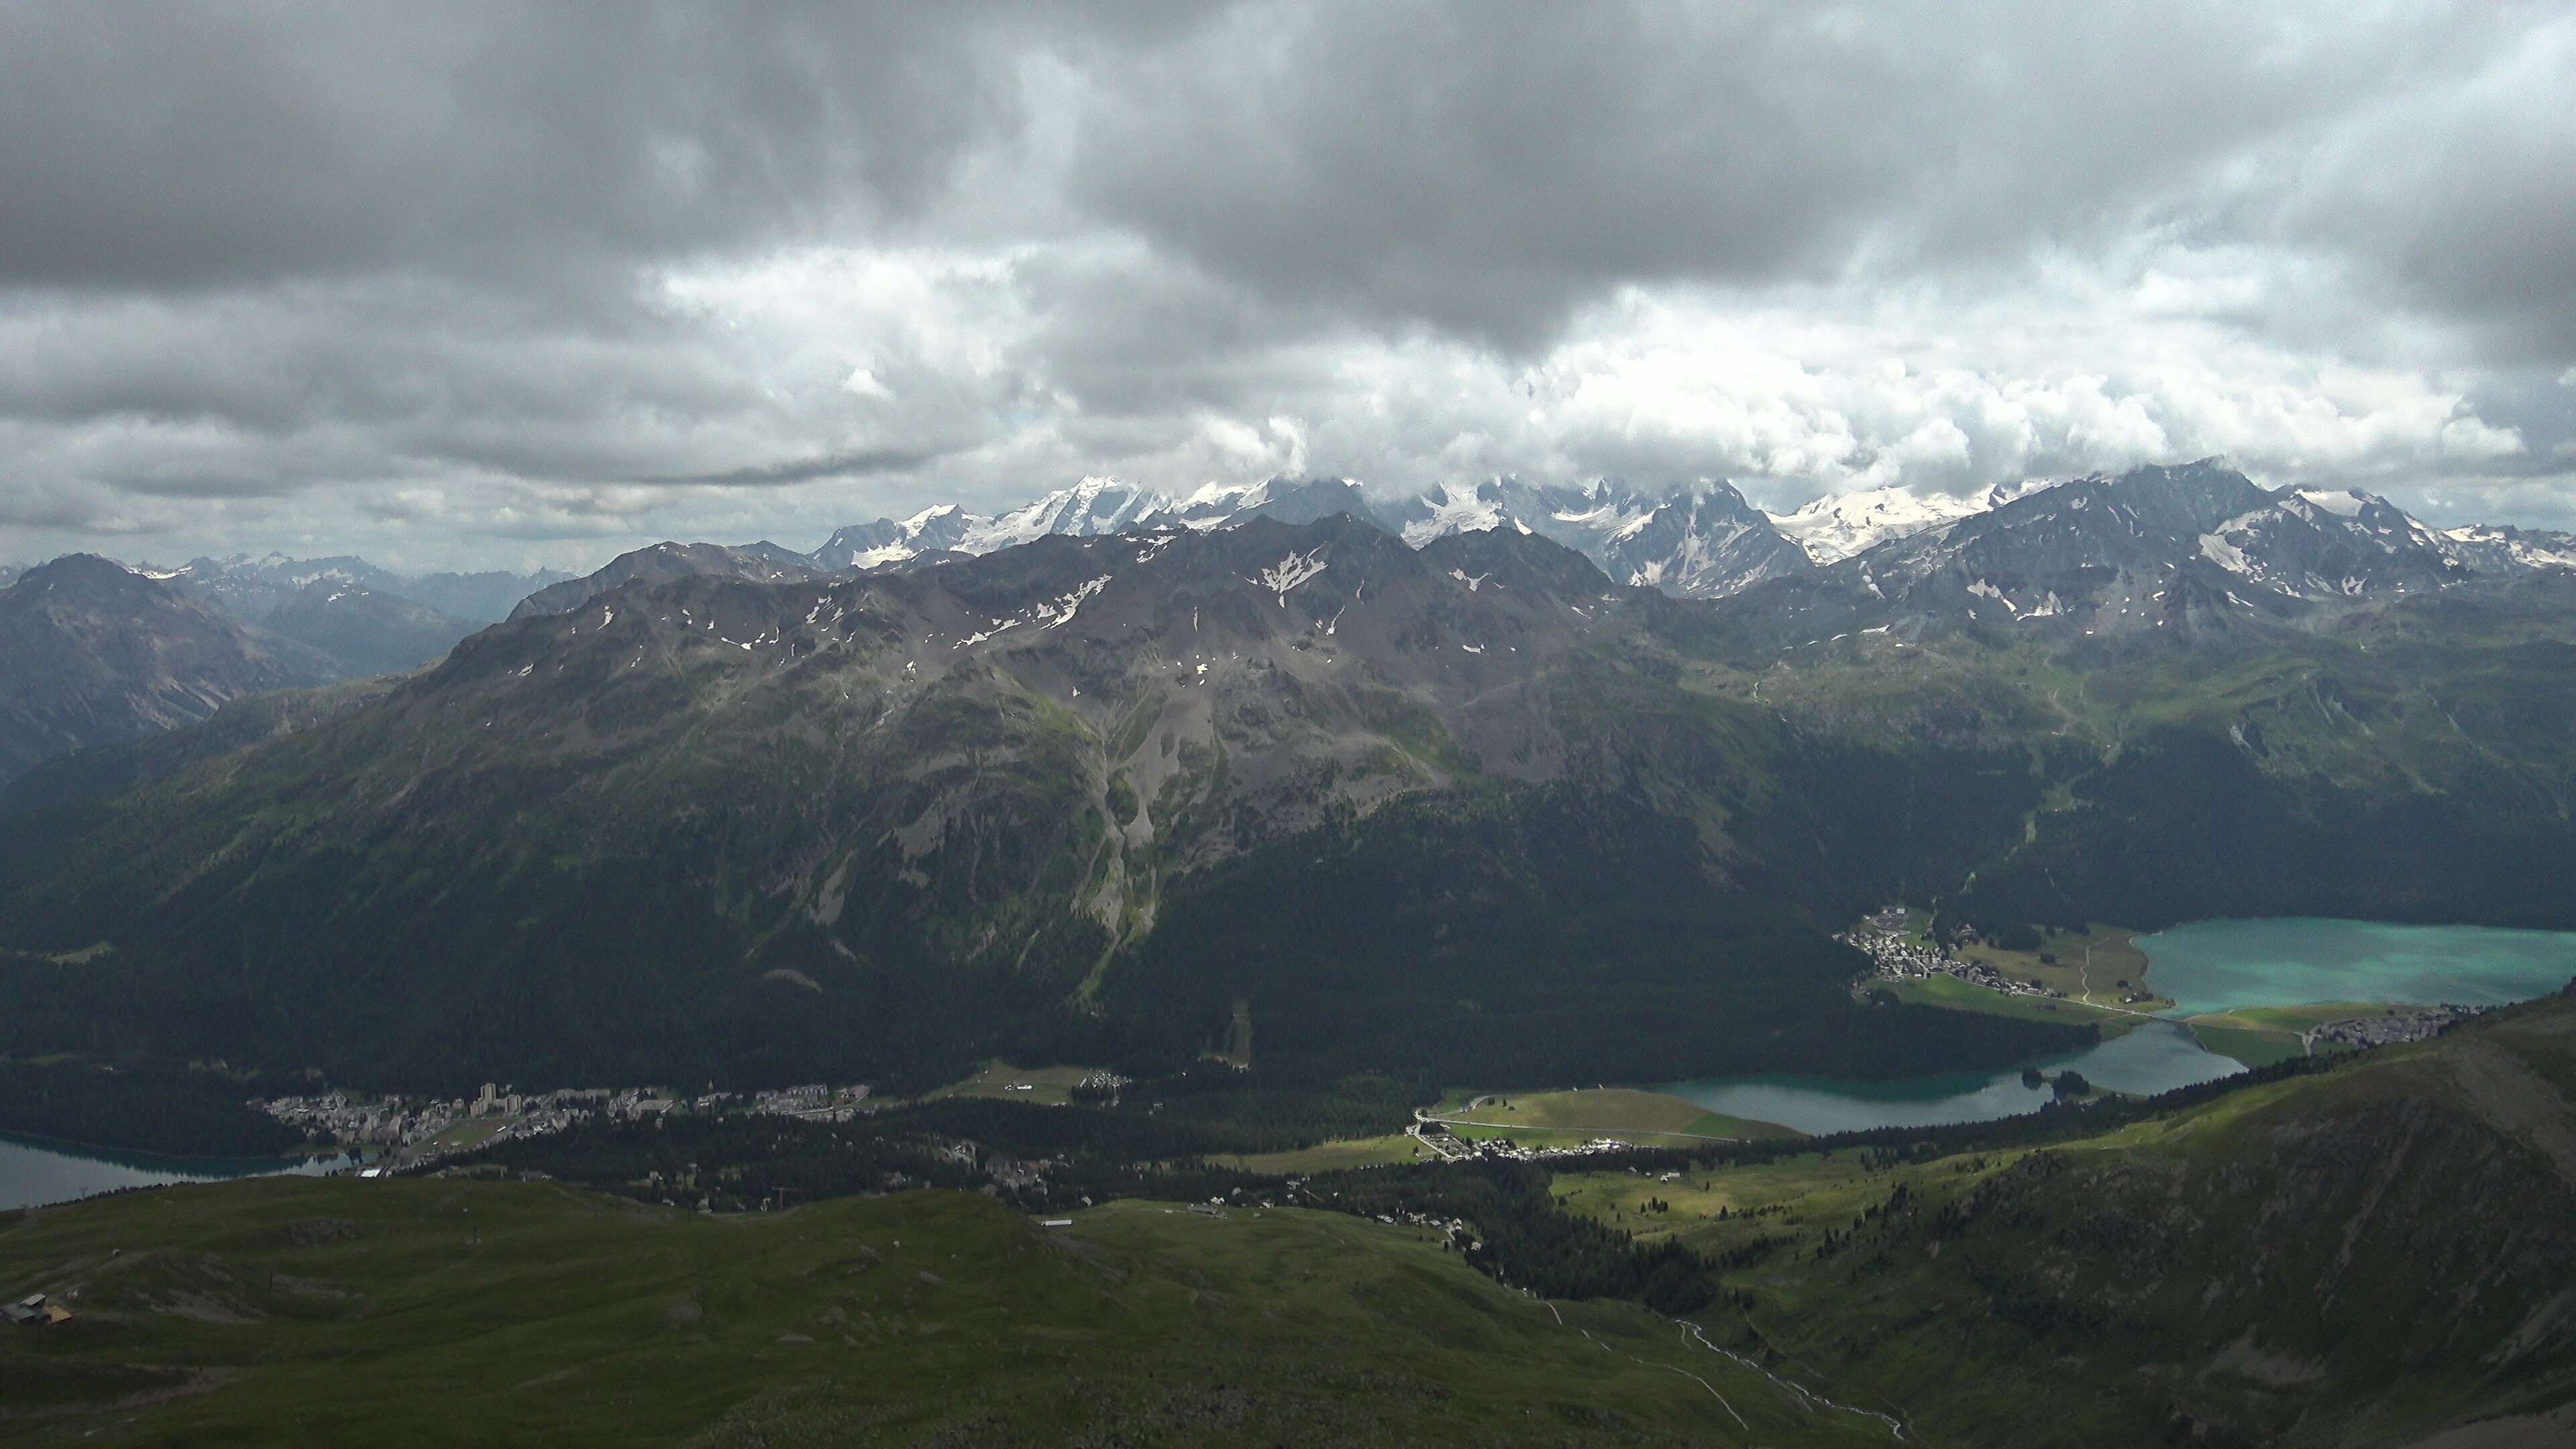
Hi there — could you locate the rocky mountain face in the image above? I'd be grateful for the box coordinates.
[1591,482,1817,596]
[1716,460,2569,645]
[808,504,979,570]
[0,555,336,788]
[810,479,1187,569]
[804,465,2576,616]
[812,475,1819,601]
[2441,522,2576,573]
[1371,477,1816,598]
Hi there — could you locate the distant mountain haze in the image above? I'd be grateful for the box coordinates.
[167,552,571,625]
[0,555,334,788]
[0,556,521,790]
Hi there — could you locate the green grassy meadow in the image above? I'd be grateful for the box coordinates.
[1955,924,2166,1011]
[1426,1089,1796,1148]
[0,1177,1895,1448]
[1212,1134,1429,1173]
[1884,975,2144,1035]
[910,1060,1108,1108]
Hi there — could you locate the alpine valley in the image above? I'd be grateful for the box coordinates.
[6,460,2576,1446]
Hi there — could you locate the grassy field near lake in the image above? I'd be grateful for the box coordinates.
[1956,924,2168,1011]
[2180,1002,2420,1069]
[1885,974,2145,1034]
[918,1061,1099,1107]
[1429,1087,1797,1145]
[1211,1133,1430,1173]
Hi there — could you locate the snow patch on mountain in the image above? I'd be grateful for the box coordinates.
[2443,525,2576,573]
[1249,549,1329,603]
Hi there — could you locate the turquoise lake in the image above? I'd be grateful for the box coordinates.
[1664,918,2576,1137]
[2135,917,2576,1017]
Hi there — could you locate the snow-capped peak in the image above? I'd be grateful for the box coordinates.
[1770,481,2037,564]
[963,477,1173,552]
[1391,482,1511,547]
[2289,488,2367,519]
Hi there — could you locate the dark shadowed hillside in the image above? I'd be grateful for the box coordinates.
[0,556,334,789]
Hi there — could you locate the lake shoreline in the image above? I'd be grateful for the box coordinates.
[0,1124,331,1169]
[1664,916,2576,1137]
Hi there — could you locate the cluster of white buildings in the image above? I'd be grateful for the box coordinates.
[1409,1119,1654,1165]
[2308,1005,2476,1052]
[748,1083,873,1121]
[253,1089,468,1149]
[1841,907,2065,1002]
[250,1083,700,1163]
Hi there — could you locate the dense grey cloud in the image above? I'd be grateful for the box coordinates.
[0,4,1051,290]
[0,1,2569,572]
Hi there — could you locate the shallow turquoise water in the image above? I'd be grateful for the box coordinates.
[1661,1020,2237,1136]
[2139,918,2576,1018]
[0,1133,357,1211]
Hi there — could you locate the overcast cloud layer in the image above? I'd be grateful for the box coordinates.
[2,1,2571,573]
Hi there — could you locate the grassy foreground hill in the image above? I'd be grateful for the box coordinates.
[0,1180,1891,1448]
[1551,985,2576,1446]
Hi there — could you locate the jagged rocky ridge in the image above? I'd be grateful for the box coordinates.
[798,463,2576,614]
[1707,460,2576,644]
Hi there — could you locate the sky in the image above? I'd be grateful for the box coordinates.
[1,1,2571,574]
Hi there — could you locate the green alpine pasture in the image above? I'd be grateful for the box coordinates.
[0,1178,1893,1448]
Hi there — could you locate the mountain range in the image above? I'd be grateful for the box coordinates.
[792,463,2576,613]
[808,474,1826,599]
[4,461,2575,1097]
